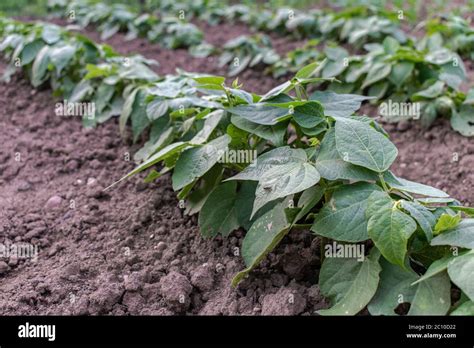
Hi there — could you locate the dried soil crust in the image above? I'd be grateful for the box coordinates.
[0,66,328,315]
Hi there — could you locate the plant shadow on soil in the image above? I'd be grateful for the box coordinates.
[0,18,474,315]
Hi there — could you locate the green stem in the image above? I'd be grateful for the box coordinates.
[378,173,390,193]
[320,236,328,264]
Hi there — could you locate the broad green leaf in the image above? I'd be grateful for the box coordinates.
[235,181,258,231]
[451,301,474,315]
[318,248,381,315]
[172,135,230,190]
[434,213,461,235]
[105,142,190,190]
[146,99,168,120]
[41,24,61,44]
[450,206,474,217]
[231,115,287,146]
[131,89,151,143]
[389,62,414,88]
[366,191,417,267]
[193,76,225,85]
[49,44,76,75]
[292,101,325,128]
[408,271,451,315]
[190,110,224,145]
[368,259,451,315]
[31,45,50,87]
[411,252,473,285]
[310,91,371,118]
[412,80,445,100]
[368,259,418,315]
[226,103,289,125]
[69,79,93,103]
[185,164,223,216]
[227,147,320,217]
[451,105,474,137]
[315,127,378,181]
[447,252,474,301]
[431,219,474,249]
[335,117,398,173]
[295,185,324,222]
[295,61,319,79]
[400,201,436,241]
[361,62,392,89]
[232,199,291,286]
[312,182,381,242]
[119,88,138,135]
[385,172,449,198]
[19,40,44,65]
[199,181,240,238]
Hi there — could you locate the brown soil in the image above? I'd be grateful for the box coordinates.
[1,17,473,316]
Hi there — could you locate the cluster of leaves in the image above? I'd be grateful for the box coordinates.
[422,15,474,60]
[49,0,204,49]
[310,37,473,134]
[267,39,321,78]
[3,18,474,316]
[217,35,280,77]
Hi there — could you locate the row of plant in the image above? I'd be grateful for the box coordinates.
[2,17,474,315]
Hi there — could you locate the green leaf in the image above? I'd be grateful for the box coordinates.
[408,271,451,315]
[295,185,324,222]
[193,76,225,85]
[451,105,474,137]
[41,24,61,44]
[228,147,320,217]
[385,172,449,198]
[400,201,436,241]
[312,182,381,242]
[335,117,398,173]
[131,89,151,143]
[361,62,391,89]
[368,259,451,315]
[389,62,414,88]
[106,142,191,190]
[310,91,371,118]
[172,135,230,191]
[368,259,418,315]
[31,45,50,87]
[185,164,223,216]
[431,219,474,249]
[232,199,291,286]
[447,252,474,301]
[412,80,445,101]
[199,181,240,238]
[295,61,319,79]
[451,301,474,315]
[434,213,461,235]
[366,191,417,267]
[119,88,138,135]
[146,99,168,120]
[19,40,44,65]
[292,101,325,128]
[190,110,224,145]
[318,248,381,315]
[315,127,378,181]
[227,103,289,125]
[231,115,287,146]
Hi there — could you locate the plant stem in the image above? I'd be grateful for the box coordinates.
[378,173,390,193]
